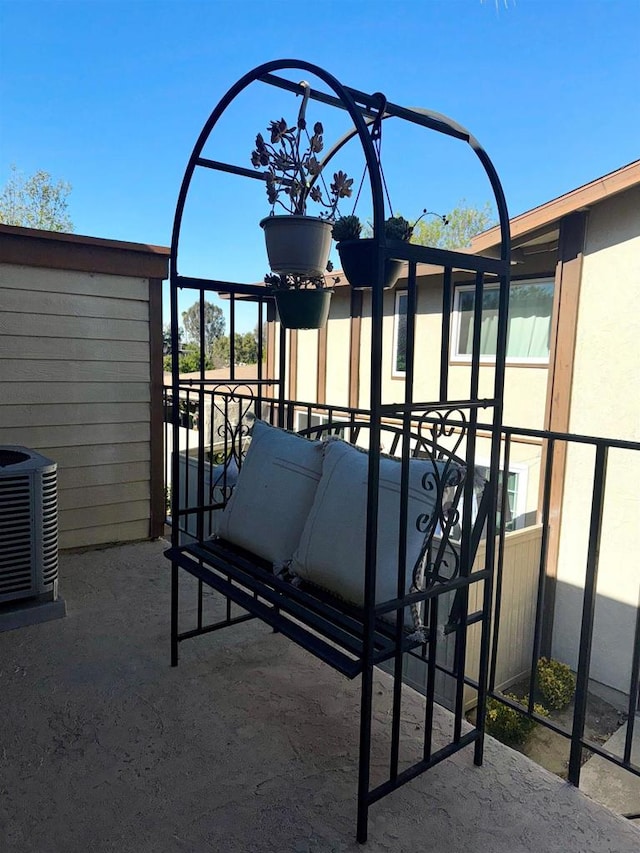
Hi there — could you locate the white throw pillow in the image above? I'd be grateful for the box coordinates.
[292,439,451,624]
[215,420,324,564]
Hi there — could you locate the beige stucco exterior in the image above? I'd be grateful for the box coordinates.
[552,185,640,695]
[294,328,319,403]
[569,186,640,445]
[311,276,549,526]
[277,163,640,702]
[324,295,351,408]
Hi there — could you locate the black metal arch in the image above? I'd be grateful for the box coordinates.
[167,60,512,845]
[170,59,511,275]
[314,106,511,263]
[170,58,386,278]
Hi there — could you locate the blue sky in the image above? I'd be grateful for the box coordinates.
[1,0,639,332]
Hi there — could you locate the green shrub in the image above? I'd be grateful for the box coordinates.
[486,694,548,747]
[537,657,576,710]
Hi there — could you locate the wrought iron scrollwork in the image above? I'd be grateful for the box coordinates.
[208,384,257,504]
[410,407,469,593]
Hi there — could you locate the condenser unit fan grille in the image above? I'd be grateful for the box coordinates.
[0,474,33,597]
[41,470,59,584]
[0,448,59,604]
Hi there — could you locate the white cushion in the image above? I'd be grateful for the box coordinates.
[215,420,324,564]
[292,439,450,623]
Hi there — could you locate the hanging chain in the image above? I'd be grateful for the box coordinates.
[296,84,395,222]
[347,92,394,221]
[350,164,368,216]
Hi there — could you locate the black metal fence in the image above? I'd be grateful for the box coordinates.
[485,423,640,811]
[162,385,640,812]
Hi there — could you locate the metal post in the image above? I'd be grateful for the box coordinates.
[171,561,179,667]
[568,443,608,784]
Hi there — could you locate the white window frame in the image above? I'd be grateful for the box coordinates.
[451,277,554,365]
[475,458,529,532]
[295,410,346,439]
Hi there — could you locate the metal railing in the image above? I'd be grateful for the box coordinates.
[486,424,640,804]
[163,384,640,808]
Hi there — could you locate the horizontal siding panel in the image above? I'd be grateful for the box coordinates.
[476,526,542,693]
[0,336,149,363]
[59,500,150,532]
[59,519,150,550]
[1,402,150,428]
[0,312,149,342]
[59,481,150,511]
[1,289,149,321]
[60,461,150,489]
[0,359,149,382]
[2,266,150,301]
[0,382,150,405]
[1,263,159,552]
[45,442,150,468]
[0,422,149,448]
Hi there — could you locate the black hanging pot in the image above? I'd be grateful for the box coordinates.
[336,239,405,289]
[273,289,333,330]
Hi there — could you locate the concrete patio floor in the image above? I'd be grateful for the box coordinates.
[1,539,639,853]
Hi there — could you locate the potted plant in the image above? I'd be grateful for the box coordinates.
[264,268,337,330]
[251,117,352,277]
[332,213,415,290]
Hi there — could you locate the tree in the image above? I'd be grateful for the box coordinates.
[411,201,495,249]
[0,165,74,231]
[177,343,205,374]
[162,324,183,356]
[210,330,261,369]
[210,336,229,369]
[236,331,259,364]
[181,300,226,356]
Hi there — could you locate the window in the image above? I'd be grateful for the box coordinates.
[440,460,529,542]
[476,467,518,531]
[476,462,528,532]
[453,278,554,363]
[393,290,407,375]
[296,411,346,439]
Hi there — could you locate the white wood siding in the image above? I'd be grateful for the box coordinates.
[394,525,543,711]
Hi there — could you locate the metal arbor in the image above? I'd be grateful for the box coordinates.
[166,59,511,843]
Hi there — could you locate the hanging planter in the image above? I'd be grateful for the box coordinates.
[260,214,333,278]
[273,288,333,330]
[332,214,412,290]
[332,212,448,290]
[265,272,335,330]
[336,239,404,290]
[250,92,353,277]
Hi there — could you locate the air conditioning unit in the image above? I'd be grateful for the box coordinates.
[0,447,59,605]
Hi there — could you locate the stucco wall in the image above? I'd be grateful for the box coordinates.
[569,186,640,444]
[376,278,546,521]
[310,277,548,522]
[552,186,640,696]
[294,328,319,403]
[365,277,549,434]
[324,295,352,409]
[0,227,168,549]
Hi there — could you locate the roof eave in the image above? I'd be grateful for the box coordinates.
[470,159,640,253]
